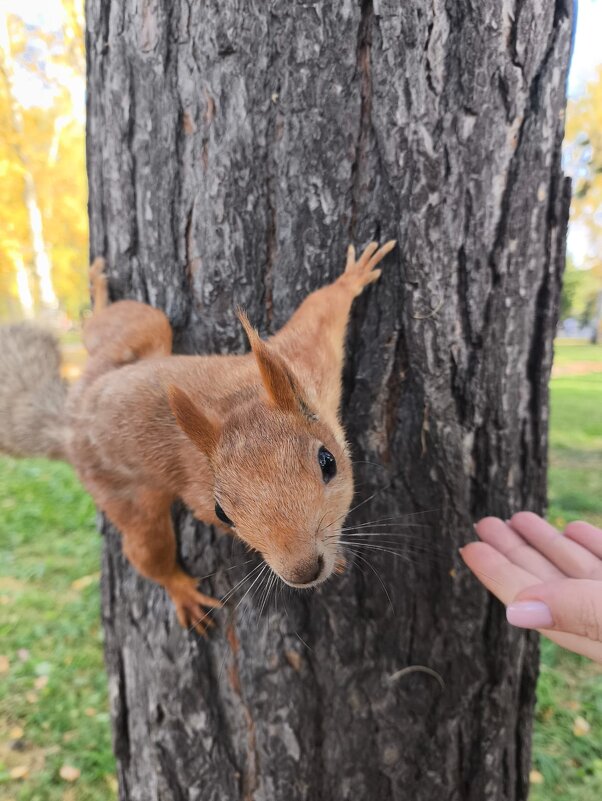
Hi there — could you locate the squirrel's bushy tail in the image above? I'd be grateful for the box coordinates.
[0,323,69,460]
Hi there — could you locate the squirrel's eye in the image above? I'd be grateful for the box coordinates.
[215,501,234,527]
[318,446,337,483]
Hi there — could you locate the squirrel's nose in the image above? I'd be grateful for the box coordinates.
[289,554,324,586]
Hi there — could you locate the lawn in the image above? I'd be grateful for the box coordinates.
[530,341,602,801]
[0,339,600,800]
[0,460,115,800]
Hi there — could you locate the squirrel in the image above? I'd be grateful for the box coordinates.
[0,241,396,632]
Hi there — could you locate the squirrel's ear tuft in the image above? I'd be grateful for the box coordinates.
[237,309,317,421]
[168,385,221,457]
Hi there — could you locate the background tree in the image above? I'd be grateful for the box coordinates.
[0,2,87,321]
[564,63,602,338]
[86,2,573,799]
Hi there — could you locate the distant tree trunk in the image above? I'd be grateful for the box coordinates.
[86,2,573,799]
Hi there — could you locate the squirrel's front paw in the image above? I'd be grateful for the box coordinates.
[164,572,222,635]
[342,240,396,297]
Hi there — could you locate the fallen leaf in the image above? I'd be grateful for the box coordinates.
[34,675,48,690]
[59,764,81,782]
[529,770,544,785]
[9,765,29,780]
[9,726,24,739]
[25,691,38,703]
[105,774,118,792]
[84,707,97,717]
[17,648,30,662]
[573,716,591,737]
[71,573,99,591]
[0,654,9,673]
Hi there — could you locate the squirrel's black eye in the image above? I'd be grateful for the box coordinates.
[318,446,337,483]
[215,501,234,527]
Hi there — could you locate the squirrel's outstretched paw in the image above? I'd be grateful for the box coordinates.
[165,572,222,636]
[343,240,396,297]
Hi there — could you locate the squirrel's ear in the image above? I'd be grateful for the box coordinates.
[237,309,317,421]
[168,385,221,457]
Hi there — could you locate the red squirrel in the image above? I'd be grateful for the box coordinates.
[0,242,395,632]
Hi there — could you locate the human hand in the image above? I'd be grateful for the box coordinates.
[460,512,602,664]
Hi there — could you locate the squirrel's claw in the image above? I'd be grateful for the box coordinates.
[343,240,397,296]
[165,572,222,636]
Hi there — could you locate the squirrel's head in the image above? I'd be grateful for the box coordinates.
[168,313,353,588]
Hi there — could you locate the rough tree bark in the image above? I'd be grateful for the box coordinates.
[85,1,573,799]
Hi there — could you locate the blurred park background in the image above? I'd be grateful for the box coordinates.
[0,0,601,799]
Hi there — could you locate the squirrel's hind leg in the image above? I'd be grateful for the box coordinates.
[82,257,172,369]
[89,257,109,314]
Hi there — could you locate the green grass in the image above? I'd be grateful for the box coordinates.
[531,341,602,801]
[531,641,602,801]
[552,341,602,367]
[0,341,600,800]
[0,459,115,800]
[548,373,602,530]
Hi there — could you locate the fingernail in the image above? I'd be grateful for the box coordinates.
[506,601,553,629]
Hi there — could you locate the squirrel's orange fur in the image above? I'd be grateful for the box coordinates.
[6,244,395,632]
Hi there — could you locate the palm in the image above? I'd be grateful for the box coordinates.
[461,512,602,664]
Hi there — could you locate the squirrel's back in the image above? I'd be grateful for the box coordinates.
[0,323,68,460]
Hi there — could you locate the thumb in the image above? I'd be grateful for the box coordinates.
[507,579,602,642]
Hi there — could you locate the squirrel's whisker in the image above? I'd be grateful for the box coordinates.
[351,551,394,612]
[187,560,265,632]
[341,540,449,567]
[235,563,270,614]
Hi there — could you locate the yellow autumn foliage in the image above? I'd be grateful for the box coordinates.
[0,1,88,322]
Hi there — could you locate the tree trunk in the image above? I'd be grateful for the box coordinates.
[85,2,573,799]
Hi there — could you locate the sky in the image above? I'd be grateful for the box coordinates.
[568,0,602,97]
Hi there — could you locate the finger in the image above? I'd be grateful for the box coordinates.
[564,521,602,560]
[460,541,543,606]
[509,579,602,644]
[475,517,564,581]
[365,239,396,271]
[365,269,382,285]
[536,630,602,664]
[345,244,356,272]
[356,242,379,269]
[462,545,602,662]
[509,512,602,579]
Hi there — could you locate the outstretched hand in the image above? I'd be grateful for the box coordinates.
[461,512,602,664]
